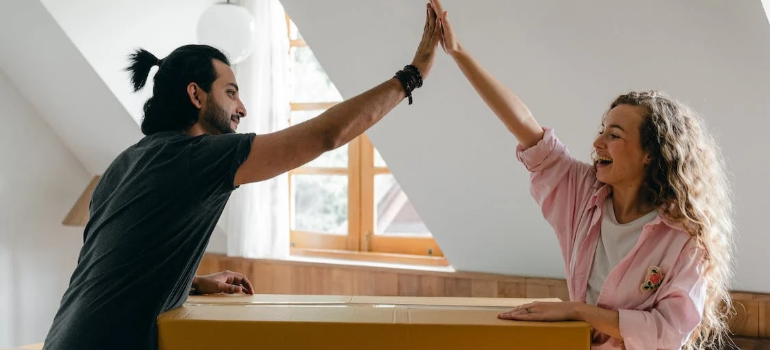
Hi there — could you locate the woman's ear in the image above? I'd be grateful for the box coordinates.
[187,82,203,109]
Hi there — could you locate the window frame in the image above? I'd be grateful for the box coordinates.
[285,14,447,267]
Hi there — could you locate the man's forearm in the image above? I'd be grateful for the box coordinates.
[310,78,406,150]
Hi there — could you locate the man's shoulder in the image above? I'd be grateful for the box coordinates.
[103,132,194,174]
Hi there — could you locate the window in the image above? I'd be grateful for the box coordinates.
[285,15,446,266]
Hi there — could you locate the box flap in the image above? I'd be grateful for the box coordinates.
[350,295,560,308]
[186,294,352,305]
[160,302,582,327]
[162,304,398,324]
[402,307,587,327]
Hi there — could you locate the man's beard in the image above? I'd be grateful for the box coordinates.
[202,95,236,134]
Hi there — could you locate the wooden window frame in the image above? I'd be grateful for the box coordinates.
[285,14,447,267]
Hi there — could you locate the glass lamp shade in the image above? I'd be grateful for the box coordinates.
[196,2,256,64]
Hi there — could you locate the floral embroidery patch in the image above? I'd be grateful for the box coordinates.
[640,266,665,292]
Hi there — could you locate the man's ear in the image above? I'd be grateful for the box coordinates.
[187,82,204,109]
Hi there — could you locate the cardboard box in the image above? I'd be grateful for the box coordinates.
[158,295,590,350]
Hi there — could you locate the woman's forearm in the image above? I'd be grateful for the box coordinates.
[575,303,623,340]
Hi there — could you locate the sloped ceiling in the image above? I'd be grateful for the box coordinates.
[38,0,221,124]
[1,0,769,293]
[0,0,142,174]
[0,0,220,173]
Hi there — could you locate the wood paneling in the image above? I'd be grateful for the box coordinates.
[197,254,770,340]
[759,294,770,338]
[396,274,420,296]
[497,280,526,298]
[525,278,570,301]
[730,293,760,337]
[471,279,498,298]
[445,278,472,297]
[731,336,770,350]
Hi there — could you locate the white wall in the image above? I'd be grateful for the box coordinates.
[280,0,770,293]
[0,70,89,347]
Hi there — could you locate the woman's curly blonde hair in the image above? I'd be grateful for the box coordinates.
[609,91,735,350]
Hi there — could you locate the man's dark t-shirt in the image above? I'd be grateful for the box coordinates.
[42,130,255,350]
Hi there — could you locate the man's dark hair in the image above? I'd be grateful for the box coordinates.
[125,44,230,135]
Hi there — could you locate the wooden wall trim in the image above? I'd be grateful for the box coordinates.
[197,253,769,339]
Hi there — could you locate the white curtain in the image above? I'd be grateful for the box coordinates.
[224,0,291,259]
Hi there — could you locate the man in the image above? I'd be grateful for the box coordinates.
[42,4,440,350]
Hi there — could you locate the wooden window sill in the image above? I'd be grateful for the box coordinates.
[289,248,452,272]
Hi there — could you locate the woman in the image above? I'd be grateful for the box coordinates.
[427,1,734,349]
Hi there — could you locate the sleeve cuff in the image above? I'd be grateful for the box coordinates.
[515,127,561,172]
[228,133,257,190]
[618,309,654,350]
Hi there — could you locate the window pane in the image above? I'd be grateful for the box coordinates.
[290,110,348,168]
[373,147,387,168]
[290,46,343,103]
[292,174,348,235]
[373,174,431,237]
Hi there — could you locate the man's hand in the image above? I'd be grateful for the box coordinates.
[191,270,255,295]
[411,2,442,80]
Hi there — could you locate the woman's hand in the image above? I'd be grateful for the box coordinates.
[499,301,623,340]
[429,0,463,56]
[497,301,582,321]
